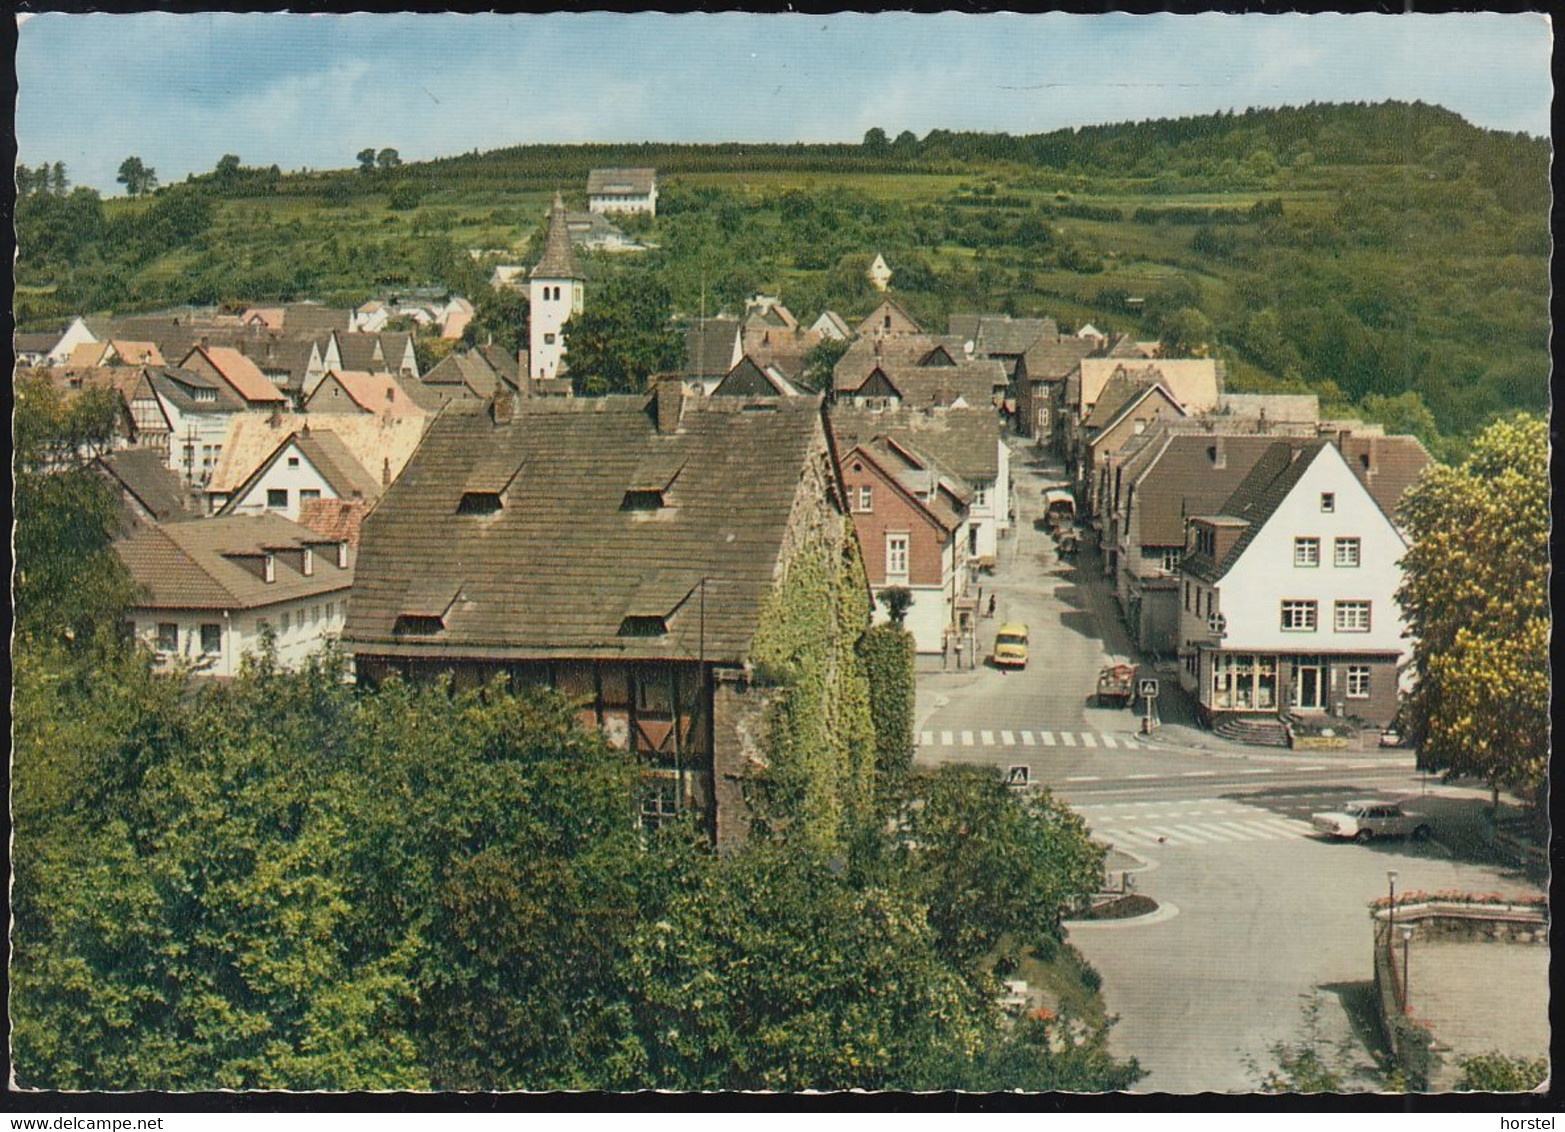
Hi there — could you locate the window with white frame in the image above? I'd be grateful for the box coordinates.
[1334,537,1361,567]
[886,533,910,578]
[1293,537,1320,567]
[1334,600,1372,632]
[974,485,989,507]
[638,777,681,832]
[1161,547,1181,573]
[1320,492,1335,512]
[1280,600,1318,631]
[1345,665,1371,698]
[199,623,221,655]
[156,622,178,653]
[858,484,873,512]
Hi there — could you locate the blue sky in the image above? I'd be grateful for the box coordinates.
[15,11,1554,194]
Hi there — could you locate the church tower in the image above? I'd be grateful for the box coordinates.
[529,192,584,382]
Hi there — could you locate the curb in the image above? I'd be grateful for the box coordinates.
[1067,899,1181,930]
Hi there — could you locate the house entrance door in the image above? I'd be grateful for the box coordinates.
[1293,658,1324,710]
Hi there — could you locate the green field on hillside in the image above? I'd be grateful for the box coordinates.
[14,101,1549,452]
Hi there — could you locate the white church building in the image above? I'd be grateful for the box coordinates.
[529,193,585,383]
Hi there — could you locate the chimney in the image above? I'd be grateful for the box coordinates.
[301,546,314,576]
[491,392,515,424]
[268,402,283,428]
[382,457,392,487]
[655,376,684,434]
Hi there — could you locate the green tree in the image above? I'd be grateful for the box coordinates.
[1397,415,1549,813]
[50,160,69,196]
[464,283,531,355]
[1250,994,1359,1093]
[800,335,850,392]
[16,161,34,196]
[13,374,136,647]
[356,147,377,173]
[561,273,682,395]
[377,148,403,169]
[901,765,1104,969]
[1158,307,1216,356]
[862,127,890,154]
[214,153,241,184]
[116,155,157,197]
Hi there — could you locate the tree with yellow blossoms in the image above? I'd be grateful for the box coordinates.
[1396,414,1549,813]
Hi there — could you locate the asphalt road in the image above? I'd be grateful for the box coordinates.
[1065,773,1544,1094]
[912,440,1546,1093]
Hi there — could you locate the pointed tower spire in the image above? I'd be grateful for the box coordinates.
[530,192,581,281]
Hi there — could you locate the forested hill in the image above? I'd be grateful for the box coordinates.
[14,100,1550,448]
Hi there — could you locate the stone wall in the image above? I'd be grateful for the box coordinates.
[710,666,779,852]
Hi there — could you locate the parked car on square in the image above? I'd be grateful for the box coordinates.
[1310,800,1432,843]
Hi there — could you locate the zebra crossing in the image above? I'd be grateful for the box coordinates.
[1074,800,1317,849]
[918,728,1161,751]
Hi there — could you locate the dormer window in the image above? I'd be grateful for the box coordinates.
[263,554,275,584]
[618,615,668,637]
[301,547,314,576]
[393,614,444,636]
[458,491,503,515]
[622,489,665,511]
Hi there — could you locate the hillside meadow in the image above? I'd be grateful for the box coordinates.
[14,101,1549,455]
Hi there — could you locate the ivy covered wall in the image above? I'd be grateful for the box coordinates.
[857,622,916,815]
[748,516,879,852]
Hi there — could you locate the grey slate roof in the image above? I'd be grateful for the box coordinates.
[117,513,354,611]
[684,318,742,378]
[587,167,656,195]
[1182,442,1329,583]
[830,405,1000,484]
[712,357,801,397]
[846,360,1005,410]
[97,449,199,525]
[343,395,830,664]
[149,366,249,413]
[531,194,582,280]
[1020,335,1100,381]
[975,316,1057,356]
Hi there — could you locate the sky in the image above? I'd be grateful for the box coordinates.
[14,11,1555,194]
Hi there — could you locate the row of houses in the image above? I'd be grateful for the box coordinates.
[1015,322,1434,736]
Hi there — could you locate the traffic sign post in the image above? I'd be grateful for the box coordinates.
[1006,765,1030,789]
[1138,678,1159,736]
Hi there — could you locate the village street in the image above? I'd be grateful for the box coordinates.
[912,439,1546,1093]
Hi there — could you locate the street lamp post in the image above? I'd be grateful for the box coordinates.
[1386,870,1399,944]
[1400,925,1415,1013]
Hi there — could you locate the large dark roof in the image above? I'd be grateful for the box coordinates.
[1020,335,1099,381]
[116,513,354,611]
[149,365,249,413]
[975,316,1057,356]
[683,318,742,377]
[1181,442,1329,582]
[97,448,199,526]
[343,395,831,664]
[830,405,1000,484]
[848,360,1005,409]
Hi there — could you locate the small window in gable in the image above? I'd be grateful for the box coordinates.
[1320,492,1335,513]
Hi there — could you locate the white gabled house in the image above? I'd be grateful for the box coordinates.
[586,167,658,216]
[214,428,384,520]
[1176,441,1412,729]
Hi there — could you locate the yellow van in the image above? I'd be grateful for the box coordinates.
[993,622,1030,669]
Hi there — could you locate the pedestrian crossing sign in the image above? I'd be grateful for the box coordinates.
[1139,678,1159,698]
[1006,765,1030,788]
